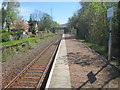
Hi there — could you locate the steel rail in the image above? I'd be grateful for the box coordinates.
[36,39,60,89]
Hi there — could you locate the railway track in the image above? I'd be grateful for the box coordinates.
[3,37,61,90]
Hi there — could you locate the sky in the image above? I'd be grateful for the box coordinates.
[19,2,81,24]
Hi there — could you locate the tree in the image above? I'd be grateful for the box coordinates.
[2,1,20,30]
[51,21,60,28]
[29,10,60,33]
[38,13,52,31]
[68,2,120,62]
[30,10,42,21]
[28,14,38,34]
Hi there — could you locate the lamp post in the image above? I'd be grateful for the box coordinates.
[107,2,113,61]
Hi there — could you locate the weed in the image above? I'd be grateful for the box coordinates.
[17,45,23,52]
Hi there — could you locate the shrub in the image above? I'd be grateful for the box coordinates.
[0,29,8,33]
[10,47,17,54]
[22,44,29,51]
[0,34,2,42]
[2,48,11,61]
[30,34,36,37]
[2,32,10,42]
[16,45,23,52]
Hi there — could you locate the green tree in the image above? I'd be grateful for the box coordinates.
[2,1,20,31]
[38,13,52,31]
[68,2,120,61]
[29,10,60,33]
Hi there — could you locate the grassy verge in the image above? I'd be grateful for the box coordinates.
[111,60,120,68]
[78,39,120,68]
[1,33,59,62]
[1,33,56,47]
[79,39,108,58]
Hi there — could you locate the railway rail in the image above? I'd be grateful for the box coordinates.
[3,37,61,90]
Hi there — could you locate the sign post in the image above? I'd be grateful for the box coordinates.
[107,6,114,61]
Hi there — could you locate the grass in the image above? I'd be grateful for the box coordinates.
[16,45,23,52]
[1,37,34,47]
[79,39,108,58]
[1,33,56,47]
[2,47,17,62]
[78,39,120,68]
[111,60,120,68]
[1,33,58,62]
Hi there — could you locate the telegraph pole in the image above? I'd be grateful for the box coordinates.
[51,8,52,20]
[50,8,53,33]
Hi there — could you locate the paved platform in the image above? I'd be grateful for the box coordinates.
[46,34,71,89]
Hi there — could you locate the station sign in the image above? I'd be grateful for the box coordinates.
[107,7,114,19]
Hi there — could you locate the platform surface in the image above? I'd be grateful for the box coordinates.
[46,34,71,89]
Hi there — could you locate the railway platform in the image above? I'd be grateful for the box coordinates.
[46,34,120,89]
[46,34,71,89]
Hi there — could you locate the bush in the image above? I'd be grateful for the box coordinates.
[0,29,7,33]
[17,45,23,52]
[0,34,1,42]
[30,34,36,37]
[2,32,10,42]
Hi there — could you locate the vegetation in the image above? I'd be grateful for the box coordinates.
[2,33,58,62]
[0,32,10,42]
[1,1,61,62]
[1,1,26,41]
[79,40,108,58]
[1,1,60,43]
[2,2,20,30]
[29,10,60,34]
[68,2,120,66]
[1,33,56,47]
[38,13,52,31]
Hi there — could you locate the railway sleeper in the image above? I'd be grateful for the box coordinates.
[20,78,39,81]
[24,72,42,75]
[19,80,38,84]
[21,76,40,79]
[32,66,46,67]
[30,68,45,70]
[23,74,42,77]
[11,81,37,87]
[9,86,36,88]
[26,70,44,73]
